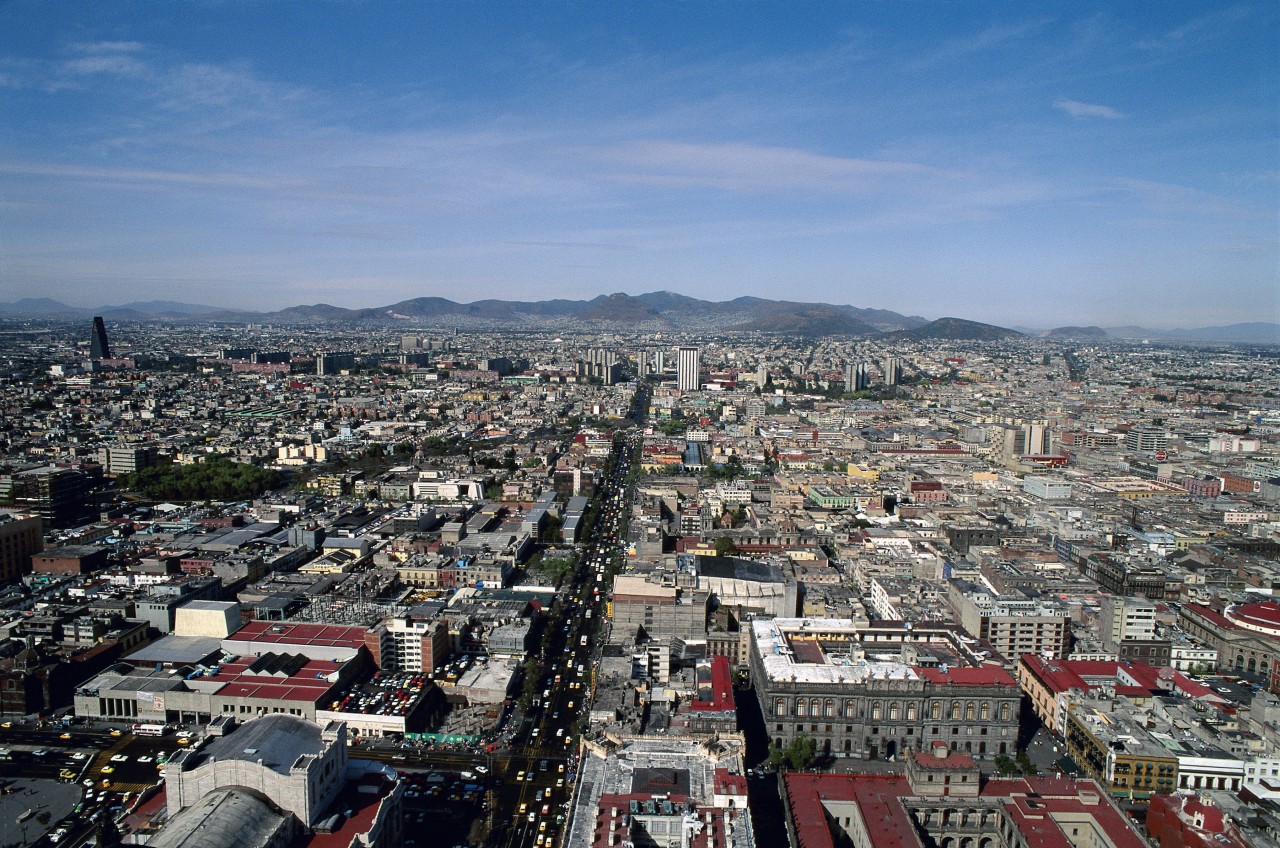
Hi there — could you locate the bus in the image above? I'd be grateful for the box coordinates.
[132,723,167,737]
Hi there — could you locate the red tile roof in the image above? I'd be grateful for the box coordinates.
[229,620,368,650]
[690,656,736,712]
[205,655,341,704]
[916,666,1015,686]
[782,772,1147,848]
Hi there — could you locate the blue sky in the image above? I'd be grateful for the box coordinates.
[1,2,1276,329]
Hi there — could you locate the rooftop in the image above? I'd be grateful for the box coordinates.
[196,713,327,775]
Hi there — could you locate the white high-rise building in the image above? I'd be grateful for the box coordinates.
[677,346,700,392]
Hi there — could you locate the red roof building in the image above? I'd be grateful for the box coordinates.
[784,756,1148,848]
[222,620,369,663]
[1146,793,1252,848]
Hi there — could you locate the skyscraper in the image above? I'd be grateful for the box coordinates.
[844,362,869,391]
[677,346,700,392]
[90,316,112,360]
[883,356,903,386]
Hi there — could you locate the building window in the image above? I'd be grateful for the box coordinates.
[796,700,806,717]
[871,703,882,720]
[965,703,975,721]
[931,703,942,720]
[999,703,1011,721]
[776,698,786,717]
[889,703,900,721]
[906,703,917,721]
[980,703,990,721]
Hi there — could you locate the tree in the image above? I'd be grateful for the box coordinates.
[714,536,739,557]
[768,734,817,770]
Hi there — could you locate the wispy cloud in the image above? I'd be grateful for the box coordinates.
[0,160,305,191]
[903,19,1051,71]
[591,140,938,195]
[1054,98,1125,119]
[1136,5,1251,51]
[67,41,144,54]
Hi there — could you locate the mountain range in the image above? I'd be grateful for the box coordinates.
[2,293,1276,343]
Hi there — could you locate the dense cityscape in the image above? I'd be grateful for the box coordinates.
[0,314,1278,848]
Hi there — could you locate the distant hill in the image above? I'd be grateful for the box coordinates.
[1104,322,1280,345]
[575,293,664,324]
[884,317,1022,341]
[1045,325,1109,339]
[729,305,877,336]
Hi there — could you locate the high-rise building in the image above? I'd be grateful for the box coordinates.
[0,512,42,586]
[1125,426,1168,455]
[97,444,159,476]
[316,351,356,376]
[883,356,903,386]
[652,350,665,375]
[844,362,869,391]
[90,316,112,360]
[677,346,700,392]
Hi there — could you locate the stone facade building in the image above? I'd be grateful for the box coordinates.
[749,618,1020,761]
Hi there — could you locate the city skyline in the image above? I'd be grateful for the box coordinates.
[2,2,1277,330]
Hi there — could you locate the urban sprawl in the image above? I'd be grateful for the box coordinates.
[1,317,1279,848]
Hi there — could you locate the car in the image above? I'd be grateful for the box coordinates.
[31,749,48,757]
[70,751,87,760]
[138,756,154,763]
[541,804,550,815]
[557,763,565,773]
[527,812,536,823]
[59,769,77,780]
[177,737,191,745]
[60,732,72,740]
[539,821,547,832]
[110,754,129,762]
[516,770,526,781]
[556,778,564,788]
[518,803,527,814]
[0,722,9,729]
[109,729,123,737]
[101,766,115,774]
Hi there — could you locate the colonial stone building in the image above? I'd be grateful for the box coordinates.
[749,618,1021,760]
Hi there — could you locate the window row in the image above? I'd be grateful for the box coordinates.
[773,697,1011,722]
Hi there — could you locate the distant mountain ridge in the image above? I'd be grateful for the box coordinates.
[2,292,1275,342]
[0,290,931,335]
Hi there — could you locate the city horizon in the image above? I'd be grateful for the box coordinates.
[4,289,1280,337]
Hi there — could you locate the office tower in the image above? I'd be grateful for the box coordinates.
[316,351,356,376]
[90,316,112,360]
[1125,426,1168,455]
[652,350,665,376]
[677,346,700,392]
[883,356,902,386]
[0,512,42,585]
[844,362,869,391]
